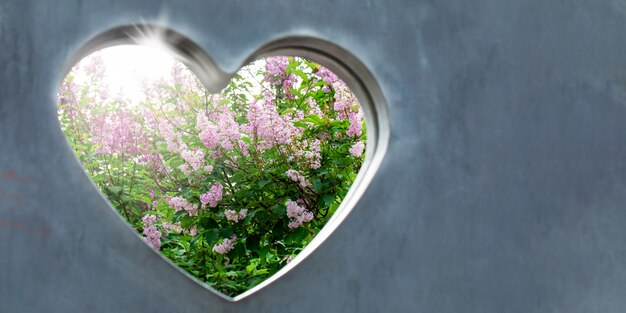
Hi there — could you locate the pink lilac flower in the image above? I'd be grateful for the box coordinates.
[306,98,324,118]
[57,75,79,107]
[82,53,106,78]
[212,235,237,254]
[349,141,365,157]
[347,111,363,137]
[140,108,158,129]
[289,139,322,169]
[168,196,199,216]
[331,80,358,111]
[142,224,162,250]
[141,213,161,248]
[264,56,289,85]
[139,152,167,175]
[171,62,190,86]
[200,182,223,207]
[162,221,183,234]
[157,117,185,153]
[142,214,158,226]
[285,169,311,188]
[286,169,299,182]
[237,140,250,156]
[316,66,339,84]
[167,63,205,101]
[196,110,216,148]
[285,199,314,229]
[188,225,198,237]
[90,110,151,157]
[196,108,241,151]
[178,164,192,175]
[224,209,248,222]
[283,74,298,99]
[204,165,214,173]
[242,98,302,150]
[181,148,205,171]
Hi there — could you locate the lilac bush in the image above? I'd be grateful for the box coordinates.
[58,52,366,296]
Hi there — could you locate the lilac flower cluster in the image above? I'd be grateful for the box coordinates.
[264,56,289,85]
[168,196,199,216]
[346,111,364,137]
[162,221,183,234]
[196,107,242,151]
[138,152,168,175]
[200,182,223,208]
[332,82,356,111]
[157,117,185,153]
[285,169,311,188]
[212,235,237,254]
[289,139,322,169]
[316,66,340,84]
[224,209,248,222]
[180,148,205,174]
[285,200,314,229]
[243,99,301,150]
[204,165,214,173]
[90,110,150,157]
[282,74,298,99]
[141,214,162,250]
[349,141,365,157]
[83,53,105,78]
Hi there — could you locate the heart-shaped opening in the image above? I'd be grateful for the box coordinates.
[57,41,373,298]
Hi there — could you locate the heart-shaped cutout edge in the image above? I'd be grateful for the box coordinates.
[57,24,390,302]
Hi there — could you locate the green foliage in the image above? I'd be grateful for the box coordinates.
[57,55,366,296]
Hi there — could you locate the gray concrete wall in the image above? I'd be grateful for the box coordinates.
[3,0,626,312]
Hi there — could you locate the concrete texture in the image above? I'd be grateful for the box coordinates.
[3,0,626,312]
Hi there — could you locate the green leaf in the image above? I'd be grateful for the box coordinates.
[200,217,218,229]
[257,179,271,189]
[131,206,142,216]
[319,194,335,209]
[190,232,203,247]
[219,227,234,238]
[230,242,246,258]
[246,235,260,252]
[204,228,220,245]
[242,210,257,223]
[181,188,192,197]
[259,246,269,265]
[109,186,122,194]
[180,216,194,229]
[246,263,256,274]
[293,121,309,128]
[284,227,309,245]
[173,210,187,222]
[311,179,322,193]
[253,268,270,276]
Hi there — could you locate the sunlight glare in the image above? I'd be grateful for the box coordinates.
[78,45,176,104]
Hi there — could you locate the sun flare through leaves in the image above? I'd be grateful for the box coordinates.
[57,45,367,296]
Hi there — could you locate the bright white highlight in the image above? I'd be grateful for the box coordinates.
[77,45,176,104]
